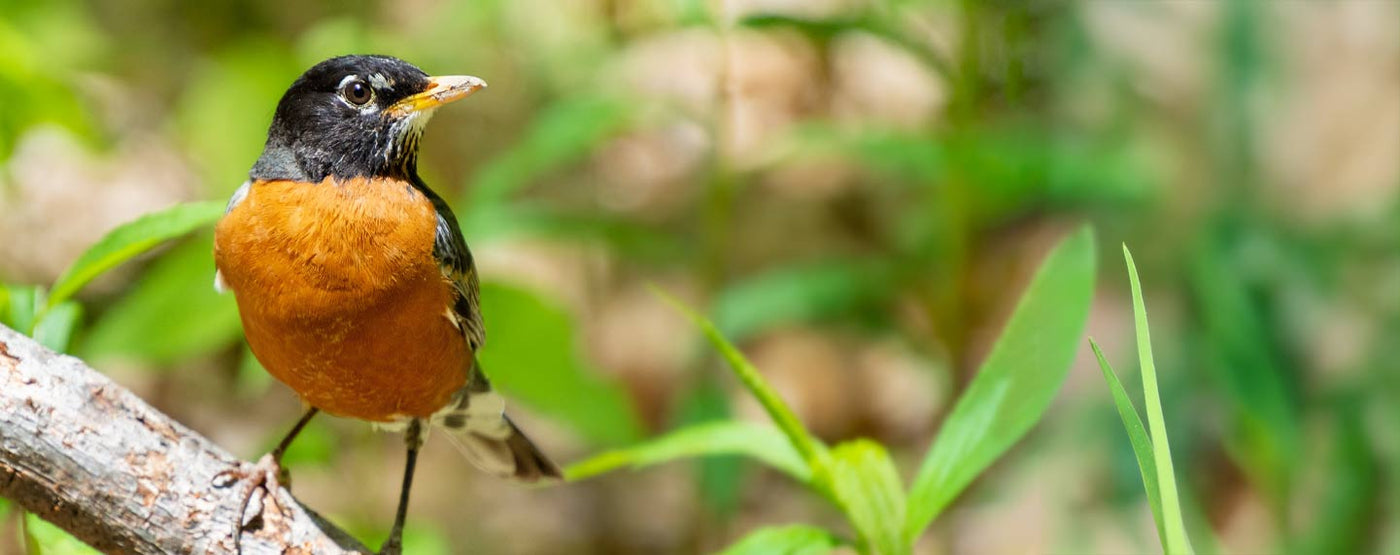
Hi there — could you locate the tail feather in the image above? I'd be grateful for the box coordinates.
[439,370,561,482]
[446,415,561,482]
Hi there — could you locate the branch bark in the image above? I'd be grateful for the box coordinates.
[0,324,369,554]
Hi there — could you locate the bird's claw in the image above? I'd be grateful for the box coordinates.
[213,453,292,554]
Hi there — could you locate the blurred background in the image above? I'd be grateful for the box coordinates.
[1,0,1397,553]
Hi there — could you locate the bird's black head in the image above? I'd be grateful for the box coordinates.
[250,55,485,183]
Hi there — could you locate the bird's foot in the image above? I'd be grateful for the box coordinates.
[213,453,293,554]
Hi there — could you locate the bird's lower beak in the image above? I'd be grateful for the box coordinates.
[390,75,487,115]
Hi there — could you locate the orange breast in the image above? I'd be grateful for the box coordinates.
[213,177,468,421]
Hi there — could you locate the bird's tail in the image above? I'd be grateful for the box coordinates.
[438,365,561,483]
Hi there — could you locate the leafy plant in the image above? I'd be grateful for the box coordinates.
[568,225,1096,554]
[718,524,841,555]
[1089,246,1194,554]
[0,200,223,555]
[0,201,225,353]
[79,235,244,364]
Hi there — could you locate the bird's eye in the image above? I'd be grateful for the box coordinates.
[341,78,373,106]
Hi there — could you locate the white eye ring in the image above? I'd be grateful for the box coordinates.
[337,75,374,107]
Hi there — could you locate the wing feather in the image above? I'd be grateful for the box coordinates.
[421,185,485,350]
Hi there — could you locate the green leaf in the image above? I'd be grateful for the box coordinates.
[565,421,811,484]
[719,524,844,555]
[32,300,81,353]
[2,285,40,333]
[0,285,9,327]
[1124,247,1193,554]
[1090,339,1165,544]
[81,235,243,365]
[828,439,908,555]
[653,288,826,469]
[477,281,642,446]
[712,258,892,340]
[47,200,225,310]
[905,225,1096,540]
[24,513,101,555]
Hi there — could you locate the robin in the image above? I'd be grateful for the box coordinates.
[212,55,560,553]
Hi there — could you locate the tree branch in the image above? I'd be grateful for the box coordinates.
[0,324,370,554]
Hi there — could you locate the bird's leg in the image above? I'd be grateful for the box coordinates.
[214,406,320,553]
[380,419,425,555]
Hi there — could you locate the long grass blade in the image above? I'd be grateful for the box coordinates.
[1123,246,1193,554]
[1090,339,1165,544]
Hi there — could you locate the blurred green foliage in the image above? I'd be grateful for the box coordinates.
[81,235,243,364]
[478,280,643,445]
[0,0,1394,553]
[571,228,1095,554]
[0,2,102,158]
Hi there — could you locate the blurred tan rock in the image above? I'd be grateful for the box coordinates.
[1217,487,1277,555]
[949,473,1053,554]
[855,339,942,442]
[614,29,725,119]
[593,122,710,218]
[590,465,696,553]
[475,238,609,313]
[0,127,192,288]
[588,280,696,424]
[831,32,946,130]
[735,329,861,440]
[1264,2,1400,219]
[1304,298,1371,385]
[589,283,692,381]
[721,29,824,170]
[1083,2,1216,107]
[613,26,824,171]
[461,463,600,554]
[760,155,859,200]
[1086,1,1400,219]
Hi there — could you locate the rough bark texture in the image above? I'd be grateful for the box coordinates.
[0,324,370,554]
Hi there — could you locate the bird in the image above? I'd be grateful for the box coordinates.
[212,54,560,554]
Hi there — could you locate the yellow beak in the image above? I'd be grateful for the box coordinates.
[389,75,487,115]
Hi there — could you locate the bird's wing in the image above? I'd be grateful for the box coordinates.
[422,186,485,350]
[416,183,559,482]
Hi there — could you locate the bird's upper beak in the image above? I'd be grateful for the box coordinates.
[389,75,487,115]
